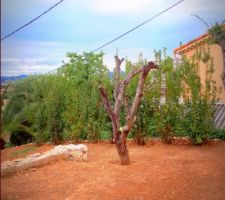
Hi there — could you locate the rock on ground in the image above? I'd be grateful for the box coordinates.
[1,144,88,177]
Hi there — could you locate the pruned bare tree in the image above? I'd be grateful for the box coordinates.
[99,55,157,165]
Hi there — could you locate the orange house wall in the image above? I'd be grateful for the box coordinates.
[180,43,225,102]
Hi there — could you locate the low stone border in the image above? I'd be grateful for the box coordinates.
[127,137,192,145]
[128,137,222,145]
[1,144,88,177]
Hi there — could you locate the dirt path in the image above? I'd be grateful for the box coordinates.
[1,142,225,200]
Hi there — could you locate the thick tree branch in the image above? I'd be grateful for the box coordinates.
[124,94,130,116]
[98,86,119,139]
[123,68,143,86]
[114,67,143,116]
[98,86,113,119]
[123,62,157,133]
[114,56,124,100]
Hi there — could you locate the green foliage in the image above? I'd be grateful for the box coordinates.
[147,49,184,143]
[2,52,112,144]
[125,47,219,144]
[2,50,222,145]
[4,142,14,148]
[33,131,50,145]
[209,129,225,140]
[180,48,217,144]
[207,21,225,87]
[100,130,112,140]
[60,52,111,142]
[2,78,37,136]
[155,48,217,144]
[208,22,225,45]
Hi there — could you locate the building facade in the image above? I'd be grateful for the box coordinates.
[174,32,225,102]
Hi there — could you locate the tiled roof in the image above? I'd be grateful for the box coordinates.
[174,33,209,55]
[174,23,225,55]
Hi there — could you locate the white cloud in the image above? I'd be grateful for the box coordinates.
[2,38,128,75]
[1,37,154,76]
[3,64,59,76]
[1,39,75,76]
[103,47,154,71]
[90,0,164,14]
[2,0,224,76]
[89,0,225,16]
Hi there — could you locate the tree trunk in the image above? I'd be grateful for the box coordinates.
[117,149,130,165]
[114,131,130,165]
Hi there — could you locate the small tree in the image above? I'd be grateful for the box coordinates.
[99,55,157,165]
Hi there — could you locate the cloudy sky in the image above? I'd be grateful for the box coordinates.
[1,0,225,76]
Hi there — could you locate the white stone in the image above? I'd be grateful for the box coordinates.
[54,144,88,152]
[1,144,88,176]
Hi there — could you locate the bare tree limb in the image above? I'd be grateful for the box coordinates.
[98,86,119,139]
[123,62,157,133]
[98,86,113,116]
[124,94,130,116]
[114,56,124,100]
[114,67,143,116]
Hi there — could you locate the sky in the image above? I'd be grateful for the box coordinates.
[1,0,225,76]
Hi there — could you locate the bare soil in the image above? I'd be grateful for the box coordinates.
[1,141,225,200]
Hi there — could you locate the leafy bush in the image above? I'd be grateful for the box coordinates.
[2,50,221,145]
[209,129,225,140]
[135,48,218,144]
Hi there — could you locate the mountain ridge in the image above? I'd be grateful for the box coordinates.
[1,75,29,83]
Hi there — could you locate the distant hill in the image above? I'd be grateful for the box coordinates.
[0,72,119,83]
[1,75,29,83]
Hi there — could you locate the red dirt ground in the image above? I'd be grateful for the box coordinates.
[1,141,225,200]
